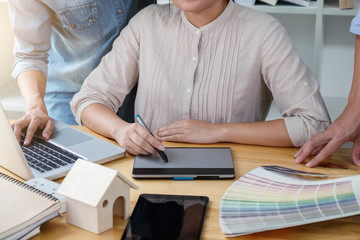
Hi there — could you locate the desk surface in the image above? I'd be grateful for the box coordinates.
[2,125,360,240]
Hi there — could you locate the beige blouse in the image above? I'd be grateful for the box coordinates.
[70,1,330,147]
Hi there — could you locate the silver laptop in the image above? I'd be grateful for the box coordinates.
[0,104,125,180]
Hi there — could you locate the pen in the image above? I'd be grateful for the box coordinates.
[135,114,168,163]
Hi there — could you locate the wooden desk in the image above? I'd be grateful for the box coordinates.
[2,125,360,240]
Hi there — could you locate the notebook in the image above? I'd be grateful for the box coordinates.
[0,103,125,180]
[0,172,60,239]
[133,147,235,179]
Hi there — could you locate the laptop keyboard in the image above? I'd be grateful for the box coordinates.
[20,133,80,173]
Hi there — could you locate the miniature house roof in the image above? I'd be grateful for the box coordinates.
[57,159,138,207]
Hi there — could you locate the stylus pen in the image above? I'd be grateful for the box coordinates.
[135,114,168,163]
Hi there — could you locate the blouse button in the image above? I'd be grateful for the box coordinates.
[192,56,197,62]
[118,9,122,14]
[186,88,192,94]
[303,81,309,87]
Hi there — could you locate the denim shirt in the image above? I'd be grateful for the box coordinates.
[350,8,360,35]
[9,0,149,124]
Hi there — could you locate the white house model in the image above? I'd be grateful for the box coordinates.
[57,159,138,234]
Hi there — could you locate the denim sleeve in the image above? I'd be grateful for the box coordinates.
[8,0,51,80]
[350,8,360,35]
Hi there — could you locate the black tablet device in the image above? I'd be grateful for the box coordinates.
[121,194,209,240]
[133,147,235,180]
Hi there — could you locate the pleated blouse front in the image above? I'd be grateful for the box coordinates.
[71,1,330,146]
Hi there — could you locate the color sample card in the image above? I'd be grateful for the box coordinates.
[220,166,360,237]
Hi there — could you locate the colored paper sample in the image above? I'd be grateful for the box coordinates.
[220,166,360,236]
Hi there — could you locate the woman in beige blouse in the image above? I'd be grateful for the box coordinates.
[70,0,330,156]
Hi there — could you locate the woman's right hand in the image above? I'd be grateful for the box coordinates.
[113,122,165,156]
[78,103,165,156]
[12,108,54,146]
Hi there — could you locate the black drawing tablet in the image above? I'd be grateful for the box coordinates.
[133,147,235,180]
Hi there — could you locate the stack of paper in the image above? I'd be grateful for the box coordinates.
[219,166,360,237]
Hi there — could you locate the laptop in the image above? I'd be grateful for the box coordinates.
[0,104,125,180]
[133,147,235,180]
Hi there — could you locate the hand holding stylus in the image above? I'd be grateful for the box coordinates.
[135,114,168,162]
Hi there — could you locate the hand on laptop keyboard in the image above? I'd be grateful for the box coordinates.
[12,114,54,146]
[20,133,79,173]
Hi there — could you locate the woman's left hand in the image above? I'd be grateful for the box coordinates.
[156,119,220,143]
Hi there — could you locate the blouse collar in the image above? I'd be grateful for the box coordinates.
[180,0,235,34]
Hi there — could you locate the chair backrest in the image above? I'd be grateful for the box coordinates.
[117,84,137,123]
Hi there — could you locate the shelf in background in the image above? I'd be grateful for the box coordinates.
[157,0,169,4]
[243,0,359,16]
[249,1,318,14]
[323,0,359,16]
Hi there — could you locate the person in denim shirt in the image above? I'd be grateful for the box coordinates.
[8,0,155,145]
[295,10,360,167]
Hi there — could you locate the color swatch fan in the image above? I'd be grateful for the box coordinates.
[219,166,360,237]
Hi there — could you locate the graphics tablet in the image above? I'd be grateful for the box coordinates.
[133,147,235,180]
[121,193,209,240]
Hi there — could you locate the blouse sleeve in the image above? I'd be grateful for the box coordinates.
[8,0,51,80]
[261,21,331,147]
[70,18,140,125]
